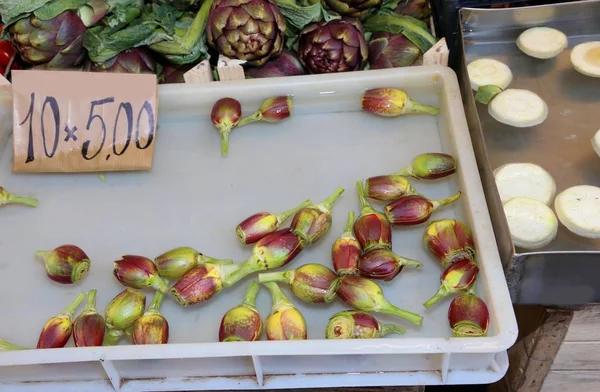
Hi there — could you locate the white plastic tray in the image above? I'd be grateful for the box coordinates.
[0,66,517,391]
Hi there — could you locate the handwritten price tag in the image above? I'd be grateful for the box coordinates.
[11,71,158,173]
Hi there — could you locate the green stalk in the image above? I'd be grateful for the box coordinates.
[343,211,356,235]
[84,289,98,313]
[380,323,406,337]
[475,85,502,105]
[264,282,293,311]
[62,292,87,319]
[236,111,263,128]
[241,281,260,308]
[379,299,423,326]
[0,338,27,351]
[405,99,440,116]
[148,275,169,294]
[1,192,39,207]
[423,286,450,308]
[146,291,164,314]
[221,260,259,288]
[220,127,232,157]
[318,187,345,211]
[398,256,423,269]
[356,181,375,214]
[431,192,462,211]
[276,200,312,225]
[199,255,233,265]
[258,270,293,285]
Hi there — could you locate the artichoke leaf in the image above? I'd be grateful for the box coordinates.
[34,0,90,20]
[363,11,435,53]
[0,0,53,26]
[84,23,157,63]
[162,33,210,64]
[276,0,336,31]
[149,0,214,56]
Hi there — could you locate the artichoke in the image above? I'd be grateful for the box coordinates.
[297,19,368,74]
[10,11,87,68]
[207,0,286,66]
[322,0,381,18]
[245,49,305,78]
[368,32,420,69]
[91,48,159,74]
[394,0,432,21]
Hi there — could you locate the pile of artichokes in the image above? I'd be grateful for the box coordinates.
[0,0,436,81]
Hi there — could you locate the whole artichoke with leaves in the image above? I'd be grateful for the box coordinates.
[322,0,381,18]
[297,19,368,74]
[90,48,159,74]
[207,0,286,66]
[10,11,88,68]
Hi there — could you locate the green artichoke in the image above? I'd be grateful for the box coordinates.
[322,0,381,17]
[297,19,368,74]
[10,11,87,68]
[368,32,420,69]
[207,0,286,66]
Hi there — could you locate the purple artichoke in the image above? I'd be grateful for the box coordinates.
[394,0,432,21]
[298,19,368,74]
[245,49,305,78]
[368,32,421,69]
[207,0,286,66]
[322,0,381,18]
[158,64,195,84]
[91,48,158,74]
[10,11,87,68]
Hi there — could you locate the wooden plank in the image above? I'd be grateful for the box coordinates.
[552,342,600,370]
[564,304,600,342]
[502,307,574,392]
[542,370,600,392]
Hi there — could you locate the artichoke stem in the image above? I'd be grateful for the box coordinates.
[258,270,291,285]
[0,338,27,351]
[381,300,423,326]
[400,257,423,269]
[220,128,231,156]
[237,111,262,127]
[276,200,312,225]
[6,194,38,207]
[406,99,440,116]
[84,289,98,312]
[380,323,406,336]
[63,292,87,318]
[432,192,462,210]
[319,187,345,211]
[242,281,260,307]
[147,291,165,313]
[103,328,123,346]
[222,260,259,288]
[324,278,341,303]
[148,276,169,294]
[356,181,373,213]
[343,211,355,235]
[423,286,450,308]
[264,282,293,309]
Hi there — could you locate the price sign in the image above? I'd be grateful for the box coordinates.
[11,71,158,173]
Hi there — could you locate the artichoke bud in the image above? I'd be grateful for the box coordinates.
[368,32,421,70]
[332,211,362,276]
[358,248,422,281]
[236,199,311,244]
[211,97,242,156]
[154,246,233,280]
[113,255,169,293]
[259,263,338,304]
[219,281,263,342]
[423,219,476,269]
[264,283,307,340]
[384,192,462,226]
[258,96,292,122]
[323,0,382,17]
[354,181,392,252]
[245,50,306,79]
[326,310,405,339]
[424,259,479,308]
[73,289,105,347]
[291,187,345,246]
[132,292,169,345]
[35,245,91,284]
[0,186,38,208]
[365,175,417,201]
[104,289,146,345]
[225,229,306,287]
[335,275,423,326]
[362,88,440,117]
[170,263,239,306]
[37,292,86,349]
[448,294,490,337]
[394,153,457,180]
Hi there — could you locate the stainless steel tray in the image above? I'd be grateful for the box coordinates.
[456,0,600,304]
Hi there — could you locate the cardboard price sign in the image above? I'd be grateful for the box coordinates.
[12,71,158,173]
